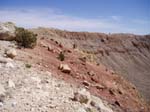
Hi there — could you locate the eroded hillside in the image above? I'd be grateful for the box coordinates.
[32,28,150,103]
[0,22,149,112]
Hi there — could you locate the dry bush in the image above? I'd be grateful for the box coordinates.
[15,27,37,48]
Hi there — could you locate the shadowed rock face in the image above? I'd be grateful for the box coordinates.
[33,28,150,102]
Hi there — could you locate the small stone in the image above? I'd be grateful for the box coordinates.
[6,49,17,59]
[0,84,6,96]
[90,101,101,110]
[40,42,48,47]
[90,100,96,107]
[0,84,6,102]
[48,46,53,51]
[49,104,57,108]
[44,65,48,68]
[66,49,72,53]
[117,88,124,95]
[87,71,95,76]
[59,43,63,48]
[79,57,86,63]
[5,62,14,68]
[0,102,3,107]
[82,81,90,87]
[59,64,71,73]
[109,89,115,95]
[77,108,87,112]
[91,77,99,83]
[8,79,15,88]
[110,70,115,74]
[11,101,17,107]
[55,41,59,44]
[114,101,121,107]
[93,84,105,90]
[0,57,13,63]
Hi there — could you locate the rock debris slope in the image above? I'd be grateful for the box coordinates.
[0,41,113,112]
[32,28,150,103]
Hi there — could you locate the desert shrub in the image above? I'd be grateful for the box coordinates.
[15,27,37,48]
[58,51,65,61]
[25,63,32,68]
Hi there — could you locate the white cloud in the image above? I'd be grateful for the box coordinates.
[0,8,149,34]
[111,16,121,22]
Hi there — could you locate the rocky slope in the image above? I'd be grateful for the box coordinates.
[0,41,115,112]
[32,28,150,103]
[0,22,149,112]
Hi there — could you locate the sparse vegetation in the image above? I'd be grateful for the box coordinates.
[25,63,32,68]
[79,97,89,104]
[58,51,65,61]
[15,27,37,48]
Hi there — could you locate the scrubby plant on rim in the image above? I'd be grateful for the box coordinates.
[15,27,37,48]
[58,51,65,61]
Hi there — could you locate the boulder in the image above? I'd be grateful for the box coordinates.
[6,49,17,59]
[0,22,16,41]
[59,64,71,73]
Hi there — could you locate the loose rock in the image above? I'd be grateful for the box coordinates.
[59,64,71,73]
[73,88,91,104]
[0,57,13,63]
[82,81,90,87]
[5,62,14,68]
[0,102,3,107]
[48,46,53,51]
[0,84,6,102]
[79,57,86,63]
[92,84,106,90]
[77,108,87,112]
[8,79,15,88]
[87,71,95,76]
[6,49,17,59]
[11,101,17,107]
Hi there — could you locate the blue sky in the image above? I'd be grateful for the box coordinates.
[0,0,150,34]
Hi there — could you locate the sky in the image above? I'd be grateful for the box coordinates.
[0,0,150,34]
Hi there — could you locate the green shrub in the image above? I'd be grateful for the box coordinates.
[15,27,37,48]
[58,51,65,61]
[25,63,32,68]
